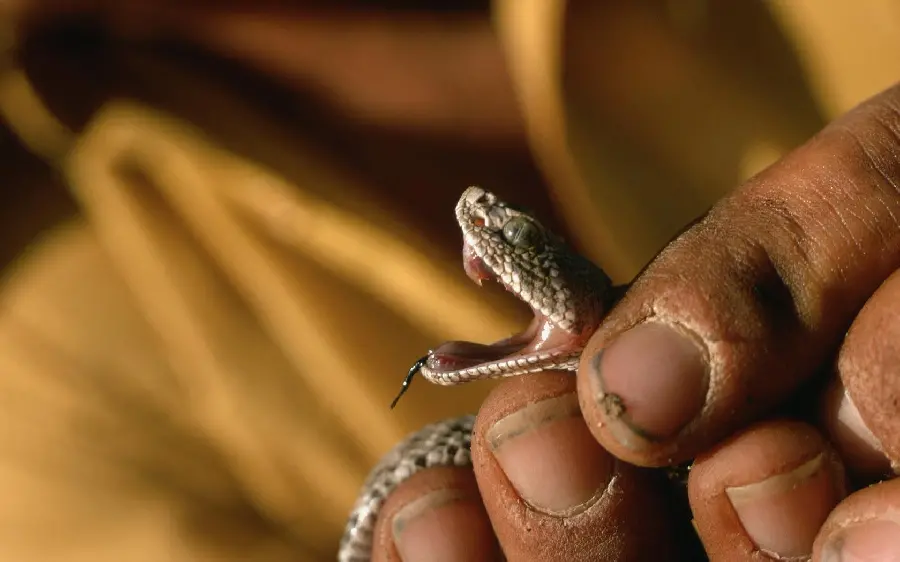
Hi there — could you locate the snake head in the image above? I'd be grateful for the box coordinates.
[419,186,613,385]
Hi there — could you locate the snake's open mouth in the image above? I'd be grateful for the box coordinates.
[425,241,571,375]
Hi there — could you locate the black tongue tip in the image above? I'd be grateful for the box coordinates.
[389,387,407,410]
[390,354,429,409]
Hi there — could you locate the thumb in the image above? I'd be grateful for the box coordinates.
[575,82,900,466]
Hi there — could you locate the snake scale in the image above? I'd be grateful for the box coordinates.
[338,187,616,561]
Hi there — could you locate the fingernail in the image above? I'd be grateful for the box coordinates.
[823,381,891,480]
[588,322,708,448]
[822,519,900,562]
[726,453,843,558]
[392,489,499,562]
[487,393,613,516]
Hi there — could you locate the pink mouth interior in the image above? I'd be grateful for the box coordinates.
[428,241,568,374]
[462,242,492,286]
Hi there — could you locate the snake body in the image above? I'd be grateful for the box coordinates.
[338,187,614,561]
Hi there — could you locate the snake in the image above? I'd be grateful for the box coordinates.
[338,186,618,561]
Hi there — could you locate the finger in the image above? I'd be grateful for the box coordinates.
[689,420,847,561]
[370,466,502,562]
[825,268,900,480]
[576,82,900,466]
[471,371,685,562]
[812,478,900,561]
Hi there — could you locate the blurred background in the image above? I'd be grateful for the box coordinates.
[0,1,897,560]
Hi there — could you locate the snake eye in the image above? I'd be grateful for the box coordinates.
[502,216,542,248]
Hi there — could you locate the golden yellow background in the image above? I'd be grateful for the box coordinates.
[0,1,897,560]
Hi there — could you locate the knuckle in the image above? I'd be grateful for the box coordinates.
[831,86,900,208]
[696,87,900,332]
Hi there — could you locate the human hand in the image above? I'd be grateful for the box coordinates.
[365,83,900,561]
